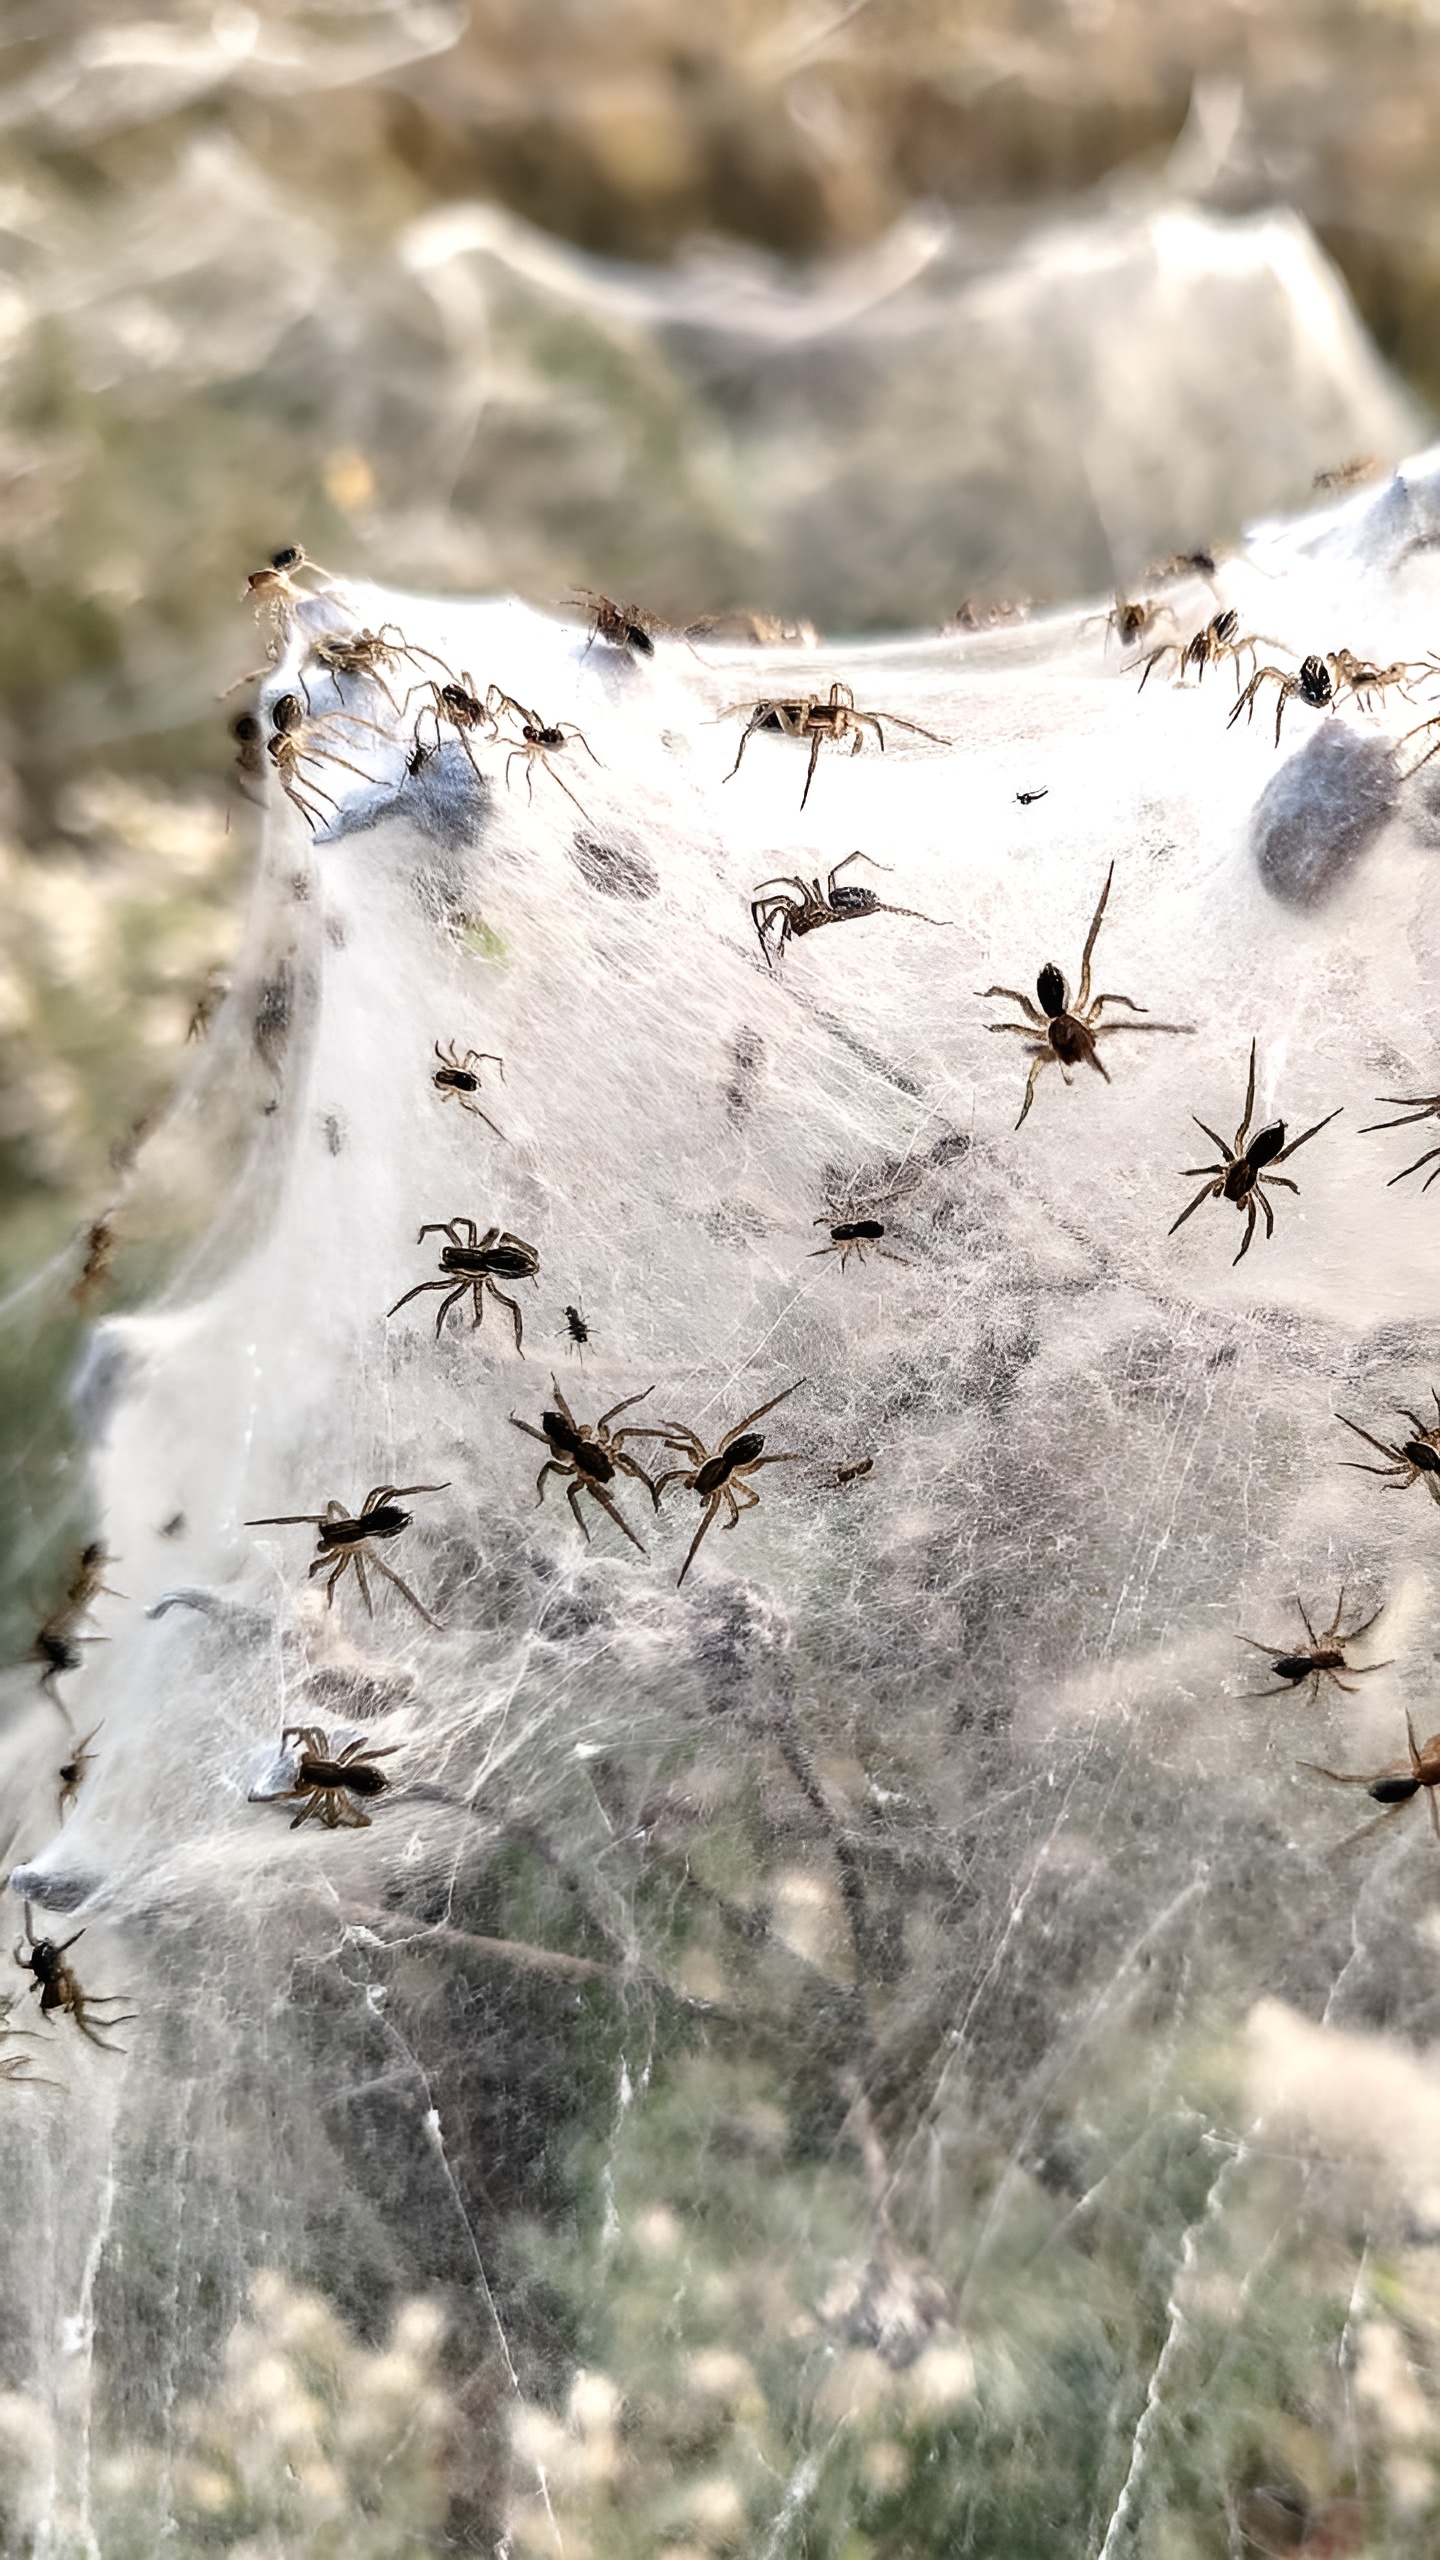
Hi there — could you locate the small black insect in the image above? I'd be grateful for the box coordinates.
[1014,789,1048,806]
[14,1907,134,2052]
[246,1482,447,1623]
[387,1217,540,1352]
[562,1303,590,1355]
[1169,1038,1339,1263]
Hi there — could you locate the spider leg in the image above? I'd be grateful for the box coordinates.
[1192,1116,1232,1155]
[1391,1144,1440,1189]
[720,1380,804,1444]
[723,708,772,784]
[1169,1178,1221,1236]
[486,1281,525,1353]
[367,1553,441,1627]
[1180,1161,1226,1179]
[988,1021,1048,1037]
[1259,1174,1298,1194]
[598,1386,655,1431]
[676,1494,722,1586]
[538,757,594,822]
[586,1482,647,1555]
[719,1486,745,1527]
[532,1458,567,1502]
[799,728,825,811]
[615,1448,662,1506]
[1074,864,1113,1011]
[980,985,1047,1024]
[1340,1599,1385,1643]
[1273,1107,1342,1163]
[431,1282,471,1338]
[1297,1596,1322,1646]
[1244,1680,1313,1701]
[1362,1097,1440,1132]
[1232,1039,1257,1151]
[247,1511,327,1527]
[352,1553,375,1617]
[385,1276,454,1319]
[1232,1197,1259,1263]
[1014,1048,1053,1130]
[564,1479,594,1542]
[1256,1189,1275,1241]
[458,1094,506,1138]
[832,850,892,882]
[289,1791,322,1829]
[321,1555,351,1608]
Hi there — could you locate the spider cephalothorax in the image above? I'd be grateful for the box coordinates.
[387,1218,540,1352]
[980,863,1193,1129]
[1169,1039,1339,1263]
[510,1380,659,1551]
[1138,608,1255,691]
[245,1482,447,1623]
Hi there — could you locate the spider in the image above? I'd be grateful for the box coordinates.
[574,590,658,657]
[1337,1394,1440,1503]
[510,1380,660,1551]
[1304,1711,1440,1850]
[1139,609,1255,691]
[627,1381,805,1585]
[1361,1083,1440,1190]
[266,692,379,830]
[723,682,948,812]
[73,1215,114,1302]
[1088,596,1173,652]
[980,861,1193,1129]
[308,623,433,713]
[750,851,950,966]
[33,1541,119,1699]
[1169,1038,1339,1263]
[245,1482,448,1624]
[432,1040,506,1138]
[811,1216,908,1274]
[57,1725,101,1820]
[232,711,264,792]
[1327,647,1423,711]
[252,1726,398,1832]
[243,544,337,645]
[1227,653,1336,745]
[488,690,599,817]
[1238,1591,1389,1703]
[14,1907,134,2052]
[387,1217,540,1352]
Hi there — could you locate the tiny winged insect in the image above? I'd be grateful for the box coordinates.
[245,1482,448,1625]
[626,1381,805,1585]
[750,851,950,967]
[981,862,1193,1129]
[14,1907,134,2052]
[387,1217,540,1352]
[723,682,948,812]
[1169,1038,1339,1264]
[510,1380,660,1551]
[1337,1394,1440,1503]
[1304,1711,1440,1850]
[1238,1592,1389,1704]
[251,1726,398,1832]
[1361,1083,1440,1189]
[432,1040,505,1138]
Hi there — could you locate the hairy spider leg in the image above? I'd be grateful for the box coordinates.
[1337,1414,1430,1484]
[504,741,593,820]
[1073,863,1113,1012]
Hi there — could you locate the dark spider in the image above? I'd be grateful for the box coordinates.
[406,670,496,783]
[1169,1039,1340,1263]
[627,1381,805,1585]
[811,1216,908,1275]
[245,1482,448,1624]
[981,862,1193,1129]
[33,1541,120,1699]
[432,1040,506,1138]
[14,1907,134,2052]
[266,691,381,831]
[1337,1394,1440,1504]
[232,712,264,791]
[1304,1711,1440,1850]
[574,590,658,657]
[750,851,950,967]
[1228,652,1336,745]
[723,682,948,812]
[487,690,599,817]
[387,1217,540,1353]
[57,1725,101,1820]
[510,1380,659,1551]
[1362,1082,1440,1190]
[251,1726,398,1831]
[1238,1591,1389,1703]
[1139,609,1256,691]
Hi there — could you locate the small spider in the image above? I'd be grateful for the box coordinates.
[1227,652,1336,745]
[574,590,658,656]
[406,671,496,782]
[33,1541,119,1699]
[1088,596,1173,653]
[432,1040,506,1139]
[811,1216,908,1274]
[1327,648,1422,711]
[14,1907,134,2053]
[266,691,378,830]
[245,1482,448,1624]
[981,862,1193,1129]
[1238,1591,1389,1703]
[186,966,229,1042]
[1361,1083,1440,1190]
[387,1217,540,1352]
[723,682,948,811]
[57,1725,101,1820]
[243,544,336,645]
[562,1302,590,1357]
[628,1381,805,1586]
[308,623,431,713]
[1139,609,1255,691]
[828,1454,875,1488]
[750,850,949,966]
[510,1380,659,1551]
[251,1726,398,1832]
[1337,1394,1440,1503]
[1169,1039,1339,1263]
[488,690,599,817]
[232,711,264,791]
[1304,1711,1440,1849]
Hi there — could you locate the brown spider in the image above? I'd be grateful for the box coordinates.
[1227,653,1335,745]
[573,590,659,657]
[1304,1711,1440,1850]
[1139,609,1256,691]
[33,1541,120,1700]
[510,1380,659,1552]
[1088,596,1174,653]
[750,851,950,966]
[232,711,264,792]
[387,1217,540,1352]
[243,544,337,646]
[1337,1394,1440,1503]
[1361,1083,1440,1190]
[811,1215,908,1274]
[57,1725,101,1821]
[308,623,435,713]
[432,1040,505,1138]
[981,862,1193,1130]
[1239,1591,1389,1703]
[723,682,948,812]
[245,1482,447,1624]
[252,1726,398,1832]
[406,671,496,783]
[1169,1039,1339,1264]
[487,689,599,817]
[14,1907,134,2052]
[627,1381,805,1585]
[266,692,381,830]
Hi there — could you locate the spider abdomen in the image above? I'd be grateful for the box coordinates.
[1036,963,1066,1016]
[696,1433,765,1495]
[1405,1440,1440,1473]
[830,1220,884,1243]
